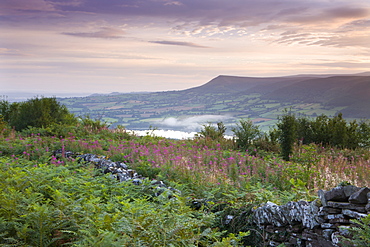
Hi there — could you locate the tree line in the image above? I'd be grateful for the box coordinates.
[1,97,369,162]
[198,111,370,161]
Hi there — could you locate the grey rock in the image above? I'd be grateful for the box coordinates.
[132,178,142,185]
[343,185,360,197]
[338,226,351,237]
[325,214,344,220]
[318,189,327,207]
[318,207,342,215]
[253,200,320,229]
[116,162,128,169]
[342,209,368,219]
[326,201,367,213]
[331,232,340,245]
[349,187,370,204]
[322,229,335,240]
[328,218,351,224]
[225,215,234,224]
[302,201,320,229]
[282,201,307,224]
[321,223,335,229]
[366,203,370,212]
[325,186,347,202]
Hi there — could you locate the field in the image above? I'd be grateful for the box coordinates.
[58,91,341,132]
[1,114,369,246]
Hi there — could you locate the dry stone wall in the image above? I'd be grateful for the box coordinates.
[253,185,370,246]
[54,150,369,246]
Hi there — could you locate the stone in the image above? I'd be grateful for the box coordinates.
[116,161,128,169]
[321,223,336,229]
[349,187,370,204]
[324,186,347,202]
[338,226,351,237]
[318,190,327,207]
[302,201,320,229]
[342,209,368,219]
[132,178,142,185]
[326,202,366,213]
[315,236,335,247]
[282,201,308,224]
[318,207,342,215]
[366,203,370,212]
[224,215,234,224]
[328,218,351,224]
[325,214,344,220]
[343,185,360,197]
[322,229,335,240]
[331,232,340,245]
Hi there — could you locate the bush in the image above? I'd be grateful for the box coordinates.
[277,111,297,161]
[198,121,226,141]
[231,119,261,151]
[0,97,76,131]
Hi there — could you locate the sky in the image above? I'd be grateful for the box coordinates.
[1,0,370,97]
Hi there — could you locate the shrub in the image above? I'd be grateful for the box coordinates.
[198,121,226,141]
[231,119,261,151]
[1,97,76,131]
[277,111,297,161]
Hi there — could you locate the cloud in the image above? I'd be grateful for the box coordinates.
[340,19,370,30]
[163,0,183,6]
[303,61,370,69]
[310,35,370,48]
[285,6,370,24]
[0,0,55,12]
[62,27,125,39]
[158,115,234,131]
[149,40,209,48]
[326,7,369,19]
[0,48,28,56]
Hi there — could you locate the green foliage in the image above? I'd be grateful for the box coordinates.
[198,121,226,141]
[277,110,297,161]
[339,214,370,246]
[231,119,261,151]
[277,112,370,160]
[0,97,76,131]
[1,110,370,246]
[0,157,250,246]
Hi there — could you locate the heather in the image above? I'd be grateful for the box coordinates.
[0,97,369,246]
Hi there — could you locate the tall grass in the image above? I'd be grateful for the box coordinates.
[2,132,368,198]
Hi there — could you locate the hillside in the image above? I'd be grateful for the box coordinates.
[57,73,370,131]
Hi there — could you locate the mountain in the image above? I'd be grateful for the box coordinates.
[187,74,370,117]
[57,72,370,131]
[184,75,314,94]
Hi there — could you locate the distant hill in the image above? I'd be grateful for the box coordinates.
[57,72,370,131]
[184,75,314,94]
[187,74,370,118]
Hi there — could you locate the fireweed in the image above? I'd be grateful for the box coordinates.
[1,133,369,194]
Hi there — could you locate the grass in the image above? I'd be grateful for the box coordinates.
[0,119,369,246]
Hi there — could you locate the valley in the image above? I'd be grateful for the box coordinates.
[58,73,370,132]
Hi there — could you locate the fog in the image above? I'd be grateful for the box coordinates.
[156,115,235,132]
[128,115,237,139]
[127,129,199,139]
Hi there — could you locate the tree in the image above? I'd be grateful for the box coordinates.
[1,97,76,131]
[198,121,226,140]
[231,119,261,151]
[277,111,297,161]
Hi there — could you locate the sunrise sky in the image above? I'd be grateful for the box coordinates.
[1,0,370,97]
